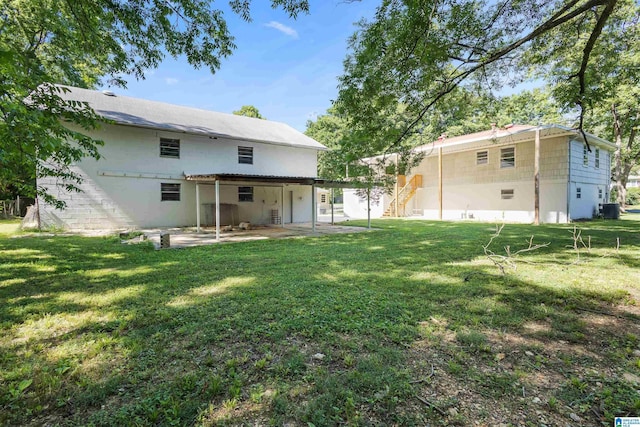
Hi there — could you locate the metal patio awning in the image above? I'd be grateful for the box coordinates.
[184,173,376,188]
[184,173,317,185]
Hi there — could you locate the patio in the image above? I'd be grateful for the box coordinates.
[142,222,372,249]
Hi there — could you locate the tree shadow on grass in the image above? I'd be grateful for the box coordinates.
[1,220,639,425]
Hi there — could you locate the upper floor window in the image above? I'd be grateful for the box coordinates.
[476,150,488,165]
[238,186,254,202]
[583,145,588,166]
[238,146,253,164]
[161,183,181,201]
[500,147,515,168]
[160,138,180,158]
[595,148,600,169]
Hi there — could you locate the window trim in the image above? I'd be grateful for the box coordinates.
[238,146,254,165]
[583,144,588,167]
[160,138,180,159]
[238,186,254,202]
[500,147,515,169]
[161,183,181,201]
[501,189,514,200]
[476,150,488,166]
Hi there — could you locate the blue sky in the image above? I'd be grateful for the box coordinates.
[103,1,380,132]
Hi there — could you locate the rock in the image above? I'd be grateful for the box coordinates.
[222,225,233,232]
[312,353,325,360]
[623,372,640,384]
[532,397,542,404]
[570,413,582,422]
[525,351,534,357]
[447,407,458,417]
[633,349,640,357]
[495,352,506,361]
[238,222,252,230]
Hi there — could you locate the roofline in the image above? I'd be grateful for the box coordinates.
[415,124,615,154]
[98,120,328,151]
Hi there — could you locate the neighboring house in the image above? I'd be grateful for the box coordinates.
[39,86,327,230]
[627,175,640,188]
[344,125,615,224]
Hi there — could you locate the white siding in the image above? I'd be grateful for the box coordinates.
[39,124,319,229]
[568,139,611,220]
[343,189,386,219]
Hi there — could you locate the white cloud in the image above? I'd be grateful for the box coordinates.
[164,77,179,85]
[265,21,298,39]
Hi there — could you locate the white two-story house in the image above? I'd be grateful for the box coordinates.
[38,86,327,231]
[344,125,615,223]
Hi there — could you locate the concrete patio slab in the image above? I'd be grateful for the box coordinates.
[142,222,372,249]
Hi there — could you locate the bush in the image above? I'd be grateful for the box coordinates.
[610,187,640,205]
[627,188,640,206]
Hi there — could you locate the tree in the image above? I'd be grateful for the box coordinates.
[336,0,624,166]
[233,105,266,119]
[0,0,308,206]
[534,0,639,209]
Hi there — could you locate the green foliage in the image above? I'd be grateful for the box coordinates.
[0,0,308,204]
[336,0,629,168]
[532,0,640,206]
[2,216,640,424]
[232,105,266,119]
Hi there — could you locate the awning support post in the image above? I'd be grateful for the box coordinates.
[215,179,220,242]
[330,187,334,225]
[367,187,371,229]
[281,185,285,228]
[312,183,316,233]
[196,181,201,232]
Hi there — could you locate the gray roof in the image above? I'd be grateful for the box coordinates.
[58,86,327,150]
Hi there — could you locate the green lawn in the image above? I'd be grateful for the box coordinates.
[1,215,640,426]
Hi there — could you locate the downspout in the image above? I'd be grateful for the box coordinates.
[566,140,572,223]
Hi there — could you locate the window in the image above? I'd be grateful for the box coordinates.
[500,147,515,168]
[161,183,180,201]
[238,186,254,202]
[160,138,180,158]
[583,145,588,166]
[576,187,582,199]
[476,150,488,165]
[238,146,253,164]
[595,148,600,169]
[501,189,514,199]
[598,188,603,199]
[320,194,327,203]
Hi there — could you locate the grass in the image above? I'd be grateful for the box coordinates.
[1,214,640,426]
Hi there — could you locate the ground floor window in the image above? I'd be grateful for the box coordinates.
[238,186,254,202]
[501,189,514,199]
[576,187,582,199]
[161,183,181,201]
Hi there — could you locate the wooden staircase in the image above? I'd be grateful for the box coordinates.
[383,174,423,217]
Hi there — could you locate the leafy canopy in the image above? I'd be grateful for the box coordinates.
[233,105,266,119]
[0,0,308,205]
[337,0,625,161]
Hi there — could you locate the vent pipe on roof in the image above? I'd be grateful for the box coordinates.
[102,90,116,97]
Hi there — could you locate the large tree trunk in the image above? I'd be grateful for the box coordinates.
[612,104,626,211]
